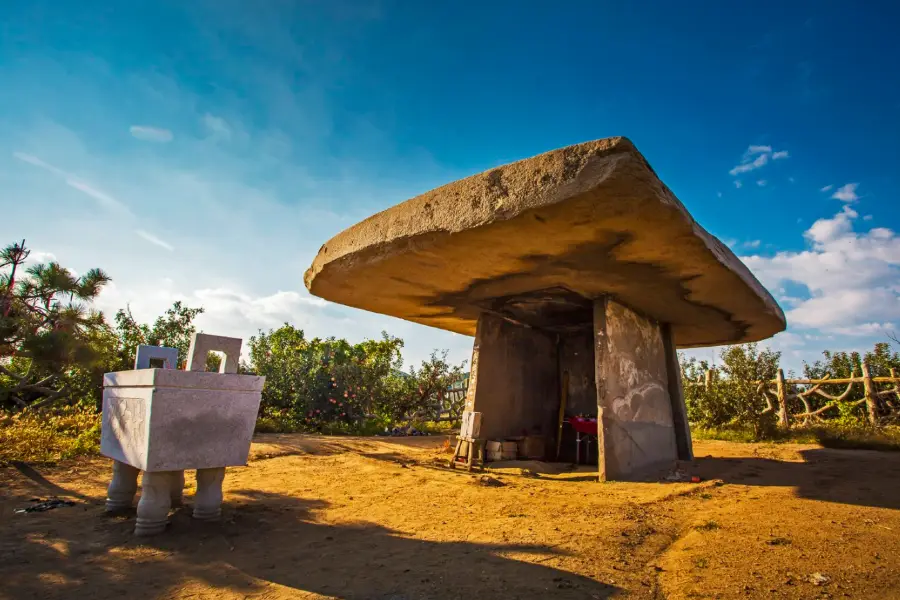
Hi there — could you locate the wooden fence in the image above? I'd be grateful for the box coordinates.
[687,363,900,427]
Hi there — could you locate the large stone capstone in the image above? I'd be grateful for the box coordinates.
[305,137,785,347]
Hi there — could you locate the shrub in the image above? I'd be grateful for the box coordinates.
[0,405,101,464]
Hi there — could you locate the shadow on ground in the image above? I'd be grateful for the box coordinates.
[1,485,620,600]
[689,447,900,510]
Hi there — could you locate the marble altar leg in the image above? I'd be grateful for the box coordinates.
[170,470,185,507]
[193,467,226,521]
[105,460,139,512]
[135,471,176,536]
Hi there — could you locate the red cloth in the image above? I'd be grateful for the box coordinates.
[566,416,597,434]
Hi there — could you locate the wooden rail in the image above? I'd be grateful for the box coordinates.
[685,364,900,427]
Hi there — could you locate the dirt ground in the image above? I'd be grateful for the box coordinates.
[1,436,899,600]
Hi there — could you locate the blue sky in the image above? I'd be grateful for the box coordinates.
[1,1,898,373]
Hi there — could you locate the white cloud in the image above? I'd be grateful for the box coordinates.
[863,214,874,221]
[129,125,173,143]
[743,239,761,249]
[734,180,743,189]
[730,153,769,175]
[135,229,175,251]
[742,204,900,333]
[831,183,859,203]
[729,145,789,177]
[756,179,767,186]
[747,145,772,155]
[831,322,896,336]
[21,250,57,266]
[203,114,232,141]
[820,184,833,192]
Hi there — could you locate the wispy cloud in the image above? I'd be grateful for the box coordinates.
[831,183,859,203]
[730,153,769,175]
[13,151,132,216]
[734,180,743,188]
[820,184,833,192]
[130,125,173,143]
[756,179,767,186]
[729,144,789,177]
[743,239,761,249]
[203,114,232,141]
[747,145,771,155]
[135,229,175,251]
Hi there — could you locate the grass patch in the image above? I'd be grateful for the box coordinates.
[695,520,720,532]
[0,406,101,465]
[811,425,900,452]
[693,424,900,451]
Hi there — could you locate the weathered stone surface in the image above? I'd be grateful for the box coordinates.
[186,333,242,373]
[134,344,178,370]
[595,298,678,480]
[305,137,785,347]
[101,369,265,471]
[465,313,559,457]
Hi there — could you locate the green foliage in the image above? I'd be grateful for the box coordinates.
[803,342,900,425]
[681,343,780,439]
[247,324,465,432]
[0,405,101,464]
[1,240,112,410]
[112,301,204,371]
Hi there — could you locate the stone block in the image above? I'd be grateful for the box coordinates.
[134,345,179,370]
[186,333,242,374]
[459,410,482,439]
[100,368,265,471]
[595,298,678,480]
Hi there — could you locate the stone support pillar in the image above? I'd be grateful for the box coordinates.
[136,471,178,536]
[193,467,226,521]
[105,460,140,512]
[465,313,559,457]
[661,323,693,461]
[170,470,185,507]
[594,298,680,480]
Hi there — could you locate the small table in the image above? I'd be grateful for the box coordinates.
[566,416,598,465]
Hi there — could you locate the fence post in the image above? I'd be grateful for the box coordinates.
[861,361,878,425]
[704,369,713,391]
[776,369,789,428]
[891,368,900,405]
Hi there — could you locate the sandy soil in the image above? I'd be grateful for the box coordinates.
[1,435,899,599]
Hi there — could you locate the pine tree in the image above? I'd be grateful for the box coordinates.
[0,240,111,409]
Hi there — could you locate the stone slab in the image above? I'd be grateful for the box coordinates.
[305,137,785,348]
[101,369,265,471]
[465,313,559,458]
[595,298,678,480]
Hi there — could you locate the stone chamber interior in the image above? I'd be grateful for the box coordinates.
[463,288,692,479]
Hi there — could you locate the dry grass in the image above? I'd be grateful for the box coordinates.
[0,406,101,465]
